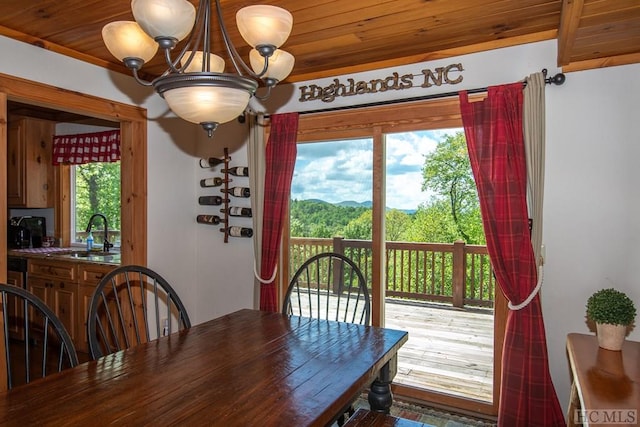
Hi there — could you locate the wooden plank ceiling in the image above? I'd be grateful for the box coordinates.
[0,0,638,84]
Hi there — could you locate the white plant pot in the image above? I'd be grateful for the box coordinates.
[596,323,627,351]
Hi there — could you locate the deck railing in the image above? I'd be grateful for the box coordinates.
[289,237,495,308]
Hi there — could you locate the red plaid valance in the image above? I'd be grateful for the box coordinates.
[52,130,120,165]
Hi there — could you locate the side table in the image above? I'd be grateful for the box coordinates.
[566,333,639,426]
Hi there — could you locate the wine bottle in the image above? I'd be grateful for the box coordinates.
[200,177,224,187]
[199,157,228,168]
[222,187,250,198]
[222,166,249,177]
[198,196,228,206]
[221,206,252,217]
[221,226,253,238]
[196,214,223,225]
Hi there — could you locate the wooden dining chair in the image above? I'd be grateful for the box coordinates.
[283,252,370,425]
[0,284,79,390]
[283,252,371,325]
[87,265,191,359]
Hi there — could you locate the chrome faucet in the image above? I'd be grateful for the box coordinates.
[86,213,113,252]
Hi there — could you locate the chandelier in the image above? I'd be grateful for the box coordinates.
[101,0,294,137]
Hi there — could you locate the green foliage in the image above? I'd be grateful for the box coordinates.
[422,132,483,244]
[343,211,372,240]
[75,162,121,235]
[586,288,637,326]
[289,200,368,238]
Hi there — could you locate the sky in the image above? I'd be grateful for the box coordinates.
[291,128,463,210]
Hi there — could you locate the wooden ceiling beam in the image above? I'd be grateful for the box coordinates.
[561,52,640,72]
[557,0,585,66]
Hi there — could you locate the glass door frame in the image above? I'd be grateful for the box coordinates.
[278,95,503,416]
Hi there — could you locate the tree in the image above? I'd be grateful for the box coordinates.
[75,162,121,234]
[342,211,372,240]
[385,209,412,241]
[404,201,459,243]
[421,132,484,244]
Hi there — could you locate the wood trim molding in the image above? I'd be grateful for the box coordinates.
[0,72,147,266]
[297,97,465,142]
[0,91,6,283]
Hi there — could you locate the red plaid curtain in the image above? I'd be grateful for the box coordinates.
[259,113,299,312]
[460,85,564,426]
[52,130,120,165]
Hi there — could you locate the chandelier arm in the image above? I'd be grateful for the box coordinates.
[164,48,183,74]
[251,54,271,79]
[202,0,211,71]
[215,0,252,78]
[131,68,153,87]
[253,83,273,100]
[163,0,209,74]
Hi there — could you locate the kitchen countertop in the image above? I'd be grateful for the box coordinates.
[8,247,121,266]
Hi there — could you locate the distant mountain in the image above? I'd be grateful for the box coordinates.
[295,198,416,215]
[336,200,372,208]
[305,198,329,204]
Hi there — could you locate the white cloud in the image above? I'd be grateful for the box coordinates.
[291,128,461,209]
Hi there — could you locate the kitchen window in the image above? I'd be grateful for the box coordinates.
[70,162,121,249]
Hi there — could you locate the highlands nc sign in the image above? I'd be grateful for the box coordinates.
[298,63,464,103]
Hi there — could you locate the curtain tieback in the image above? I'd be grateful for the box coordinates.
[508,265,543,310]
[253,261,278,284]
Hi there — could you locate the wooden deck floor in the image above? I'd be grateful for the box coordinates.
[384,299,494,402]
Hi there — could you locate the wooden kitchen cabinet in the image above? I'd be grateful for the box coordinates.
[6,271,25,339]
[7,116,55,208]
[77,263,115,353]
[28,269,79,346]
[27,258,116,354]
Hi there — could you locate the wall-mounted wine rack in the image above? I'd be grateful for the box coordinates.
[197,147,253,243]
[221,147,231,243]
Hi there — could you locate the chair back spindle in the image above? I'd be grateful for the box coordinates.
[0,284,78,390]
[283,252,370,325]
[87,265,191,359]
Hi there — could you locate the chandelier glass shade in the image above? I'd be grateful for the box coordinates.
[101,0,294,137]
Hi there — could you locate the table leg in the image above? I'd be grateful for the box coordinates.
[368,355,397,413]
[566,380,579,427]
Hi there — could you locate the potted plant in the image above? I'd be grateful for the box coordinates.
[586,288,636,351]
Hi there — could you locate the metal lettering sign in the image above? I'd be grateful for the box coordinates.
[298,63,464,103]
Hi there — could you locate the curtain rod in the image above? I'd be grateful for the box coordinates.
[260,69,565,119]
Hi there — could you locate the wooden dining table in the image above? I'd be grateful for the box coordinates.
[0,309,408,426]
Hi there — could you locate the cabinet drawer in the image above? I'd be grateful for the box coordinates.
[79,264,115,285]
[29,260,76,281]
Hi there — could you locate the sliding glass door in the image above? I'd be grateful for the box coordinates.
[281,97,504,416]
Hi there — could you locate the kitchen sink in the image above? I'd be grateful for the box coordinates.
[48,249,121,263]
[67,251,112,258]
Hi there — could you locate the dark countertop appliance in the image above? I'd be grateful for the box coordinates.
[8,216,46,249]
